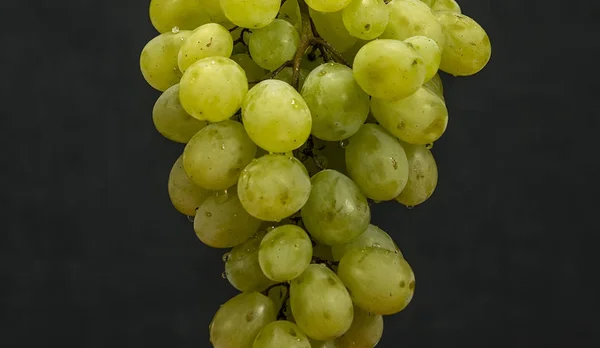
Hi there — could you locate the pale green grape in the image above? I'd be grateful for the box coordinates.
[221,0,281,29]
[331,224,401,261]
[253,321,311,348]
[301,170,370,245]
[405,35,441,82]
[381,0,445,48]
[352,39,425,100]
[335,307,383,348]
[301,63,369,141]
[274,67,309,90]
[225,231,275,292]
[423,72,443,99]
[210,292,277,348]
[152,84,208,143]
[370,87,448,145]
[149,0,210,33]
[310,339,338,348]
[231,53,268,83]
[237,154,311,221]
[290,264,354,340]
[432,0,461,13]
[183,120,256,190]
[337,247,415,315]
[342,0,389,40]
[194,186,262,248]
[249,19,300,71]
[309,9,357,53]
[258,225,313,281]
[436,11,492,76]
[140,30,191,91]
[178,23,233,72]
[306,0,352,12]
[242,80,312,153]
[345,124,409,201]
[395,143,438,207]
[168,155,211,216]
[179,56,248,122]
[278,0,302,32]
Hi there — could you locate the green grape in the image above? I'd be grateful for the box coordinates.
[242,80,312,153]
[435,11,492,76]
[249,19,300,71]
[274,67,309,90]
[306,0,352,12]
[178,23,233,72]
[253,321,311,348]
[370,87,448,145]
[278,0,302,32]
[183,120,256,190]
[309,9,357,53]
[167,155,211,216]
[232,53,268,83]
[342,0,389,40]
[290,264,354,341]
[220,0,281,29]
[267,284,289,313]
[418,0,435,6]
[337,247,415,315]
[381,0,445,49]
[335,306,383,348]
[352,39,425,100]
[395,143,438,207]
[140,30,191,91]
[204,0,236,29]
[345,124,409,201]
[210,292,277,348]
[237,154,311,221]
[149,0,210,33]
[152,84,208,143]
[331,224,401,261]
[310,339,338,348]
[179,56,248,122]
[301,63,369,141]
[258,225,313,281]
[423,72,443,99]
[341,39,367,67]
[312,243,335,262]
[194,186,262,248]
[432,0,461,14]
[405,35,441,82]
[301,170,370,245]
[225,231,276,292]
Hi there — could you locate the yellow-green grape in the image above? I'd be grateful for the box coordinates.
[232,53,268,83]
[301,170,370,245]
[140,30,191,91]
[274,67,309,90]
[253,321,311,348]
[183,120,257,190]
[204,0,236,29]
[381,0,445,49]
[152,84,208,143]
[370,87,448,145]
[435,11,492,76]
[249,19,300,71]
[220,0,281,29]
[337,247,415,315]
[290,264,354,340]
[395,143,438,207]
[301,63,369,141]
[405,35,441,82]
[242,80,311,153]
[209,292,277,348]
[309,9,357,53]
[258,225,313,281]
[345,124,410,201]
[225,231,276,292]
[352,39,425,100]
[335,307,383,348]
[306,0,352,12]
[167,155,211,216]
[423,72,444,99]
[418,0,435,6]
[432,0,461,13]
[179,56,248,122]
[278,0,302,32]
[309,339,338,348]
[341,39,368,67]
[177,23,233,72]
[237,154,311,221]
[331,224,401,261]
[342,0,389,40]
[149,0,210,33]
[194,186,262,248]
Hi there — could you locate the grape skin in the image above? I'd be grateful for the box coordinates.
[167,155,211,216]
[395,142,439,207]
[152,84,208,143]
[253,320,311,348]
[225,231,276,292]
[140,30,191,91]
[249,19,300,71]
[220,0,281,29]
[177,23,233,72]
[258,225,313,282]
[149,0,210,33]
[342,0,389,41]
[331,224,402,261]
[381,0,446,49]
[404,35,442,83]
[335,306,384,347]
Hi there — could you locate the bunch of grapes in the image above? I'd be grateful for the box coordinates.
[141,0,491,346]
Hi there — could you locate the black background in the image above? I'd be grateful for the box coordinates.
[1,0,598,347]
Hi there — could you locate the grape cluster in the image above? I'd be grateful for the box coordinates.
[141,0,491,346]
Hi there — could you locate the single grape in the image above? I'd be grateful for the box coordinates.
[353,39,425,100]
[331,224,401,261]
[395,143,438,207]
[220,0,281,29]
[381,0,445,49]
[432,0,461,14]
[249,19,300,71]
[140,30,191,91]
[278,0,302,32]
[179,56,248,122]
[423,72,444,99]
[152,84,208,143]
[242,80,312,153]
[274,67,309,90]
[258,225,313,282]
[253,320,311,348]
[168,155,211,216]
[342,0,389,40]
[338,247,415,315]
[306,0,352,12]
[345,124,410,201]
[177,23,233,72]
[149,0,211,33]
[405,35,442,82]
[309,9,357,53]
[290,264,354,341]
[225,230,276,292]
[370,87,448,145]
[309,339,338,348]
[335,306,383,347]
[231,53,268,84]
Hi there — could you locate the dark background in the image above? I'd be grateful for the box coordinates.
[1,0,598,347]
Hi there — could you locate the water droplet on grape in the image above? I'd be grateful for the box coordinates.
[406,205,414,210]
[220,143,225,150]
[221,271,227,279]
[215,189,229,203]
[425,143,434,149]
[266,225,276,232]
[171,26,180,34]
[222,252,230,262]
[205,211,213,217]
[340,139,349,148]
[372,243,381,248]
[187,215,195,222]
